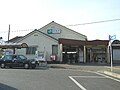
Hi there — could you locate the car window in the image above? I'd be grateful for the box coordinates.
[18,55,27,60]
[4,55,13,60]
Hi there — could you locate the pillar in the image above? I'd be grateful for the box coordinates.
[90,48,92,62]
[84,46,86,63]
[59,44,63,63]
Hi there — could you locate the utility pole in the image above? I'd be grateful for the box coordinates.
[109,35,116,72]
[8,24,10,43]
[110,40,113,72]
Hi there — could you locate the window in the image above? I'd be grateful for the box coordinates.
[52,45,58,54]
[26,47,37,55]
[18,55,27,60]
[4,55,13,60]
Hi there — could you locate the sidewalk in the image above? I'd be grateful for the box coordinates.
[102,66,120,79]
[48,63,120,79]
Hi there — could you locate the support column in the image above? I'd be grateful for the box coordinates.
[84,46,86,63]
[59,44,63,63]
[90,48,92,62]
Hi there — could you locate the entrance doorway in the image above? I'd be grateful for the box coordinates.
[86,47,107,63]
[62,46,83,64]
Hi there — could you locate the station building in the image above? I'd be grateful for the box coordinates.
[10,21,110,64]
[111,40,120,64]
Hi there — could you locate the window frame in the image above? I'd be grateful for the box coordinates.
[52,45,58,54]
[26,46,37,55]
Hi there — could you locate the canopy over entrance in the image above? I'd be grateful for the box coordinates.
[58,38,109,46]
[59,38,109,64]
[0,43,28,54]
[0,43,28,49]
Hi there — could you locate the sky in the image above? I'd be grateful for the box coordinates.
[0,0,120,41]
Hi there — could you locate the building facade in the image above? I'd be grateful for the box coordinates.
[14,21,87,63]
[112,40,120,64]
[11,21,109,64]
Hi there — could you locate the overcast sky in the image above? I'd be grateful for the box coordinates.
[0,0,120,41]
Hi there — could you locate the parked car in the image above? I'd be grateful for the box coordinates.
[0,54,37,69]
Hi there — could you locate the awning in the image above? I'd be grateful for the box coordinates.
[0,43,28,49]
[58,38,109,47]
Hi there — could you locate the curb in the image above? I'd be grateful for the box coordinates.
[104,66,120,70]
[102,71,120,79]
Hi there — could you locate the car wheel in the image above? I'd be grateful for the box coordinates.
[1,63,5,68]
[24,63,29,69]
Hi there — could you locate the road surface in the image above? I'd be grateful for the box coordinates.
[0,68,120,90]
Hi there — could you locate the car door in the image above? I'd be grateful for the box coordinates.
[4,55,14,66]
[16,55,27,67]
[12,55,20,67]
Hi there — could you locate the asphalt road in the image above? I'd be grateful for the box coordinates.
[0,68,120,90]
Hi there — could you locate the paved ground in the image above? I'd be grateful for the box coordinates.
[48,63,120,79]
[0,64,120,90]
[0,68,120,90]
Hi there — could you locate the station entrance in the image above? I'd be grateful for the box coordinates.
[59,38,109,64]
[62,45,84,64]
[86,47,107,63]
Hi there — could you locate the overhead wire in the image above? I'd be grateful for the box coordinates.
[0,18,120,33]
[67,18,120,26]
[0,29,34,33]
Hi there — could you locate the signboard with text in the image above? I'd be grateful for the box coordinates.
[47,28,61,34]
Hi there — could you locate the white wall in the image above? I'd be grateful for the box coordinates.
[16,22,87,62]
[16,31,58,61]
[40,22,87,40]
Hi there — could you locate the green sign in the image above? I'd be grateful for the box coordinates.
[47,29,53,34]
[47,28,61,34]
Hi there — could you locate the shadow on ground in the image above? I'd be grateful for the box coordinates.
[0,83,18,90]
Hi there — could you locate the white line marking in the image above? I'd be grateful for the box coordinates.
[72,76,106,78]
[69,76,87,90]
[95,72,120,83]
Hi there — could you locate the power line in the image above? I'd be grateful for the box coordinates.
[67,18,120,26]
[0,29,34,33]
[0,18,120,33]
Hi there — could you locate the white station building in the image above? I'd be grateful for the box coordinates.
[8,21,110,64]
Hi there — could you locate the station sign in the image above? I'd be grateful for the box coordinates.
[47,28,61,34]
